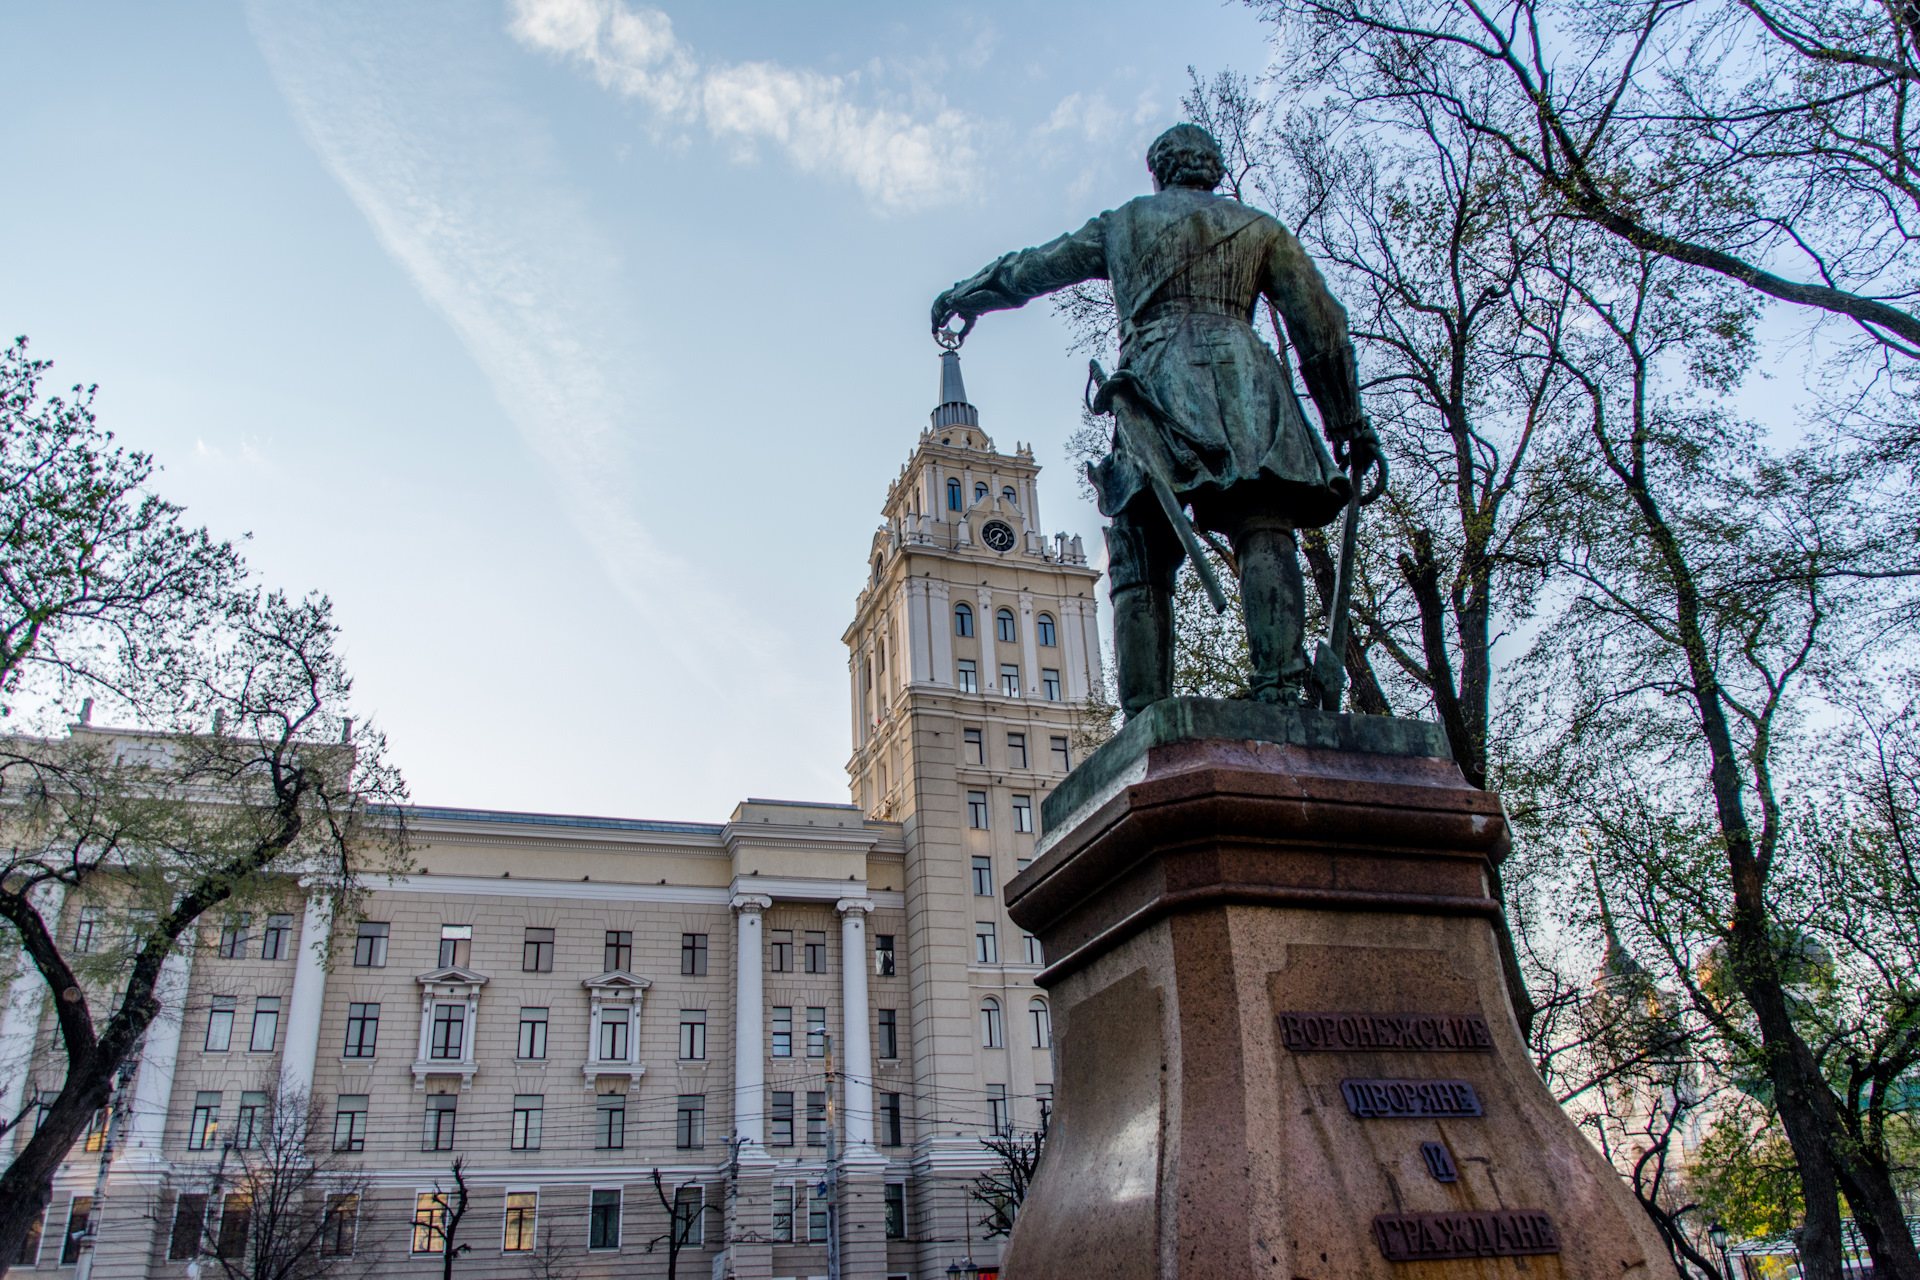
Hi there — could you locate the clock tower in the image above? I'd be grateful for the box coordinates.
[842,349,1102,1276]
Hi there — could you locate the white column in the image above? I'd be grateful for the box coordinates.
[1063,598,1091,701]
[905,579,931,684]
[278,893,333,1104]
[929,581,954,686]
[732,894,771,1150]
[1019,591,1040,696]
[124,946,192,1162]
[1080,598,1105,697]
[848,656,862,752]
[976,588,997,696]
[0,883,64,1124]
[836,898,877,1156]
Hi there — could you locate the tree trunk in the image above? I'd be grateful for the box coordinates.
[1624,476,1920,1280]
[0,1070,116,1279]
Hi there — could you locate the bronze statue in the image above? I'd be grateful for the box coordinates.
[932,123,1382,717]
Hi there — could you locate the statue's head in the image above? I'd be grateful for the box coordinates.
[1148,124,1226,192]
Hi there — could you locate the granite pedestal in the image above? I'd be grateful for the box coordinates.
[1001,699,1675,1280]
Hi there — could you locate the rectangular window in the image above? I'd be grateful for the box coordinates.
[1000,663,1020,696]
[411,1193,447,1255]
[83,1106,108,1152]
[588,1189,620,1250]
[878,1008,898,1059]
[1012,794,1033,834]
[672,1187,702,1249]
[770,1091,794,1147]
[437,924,471,969]
[188,1091,221,1151]
[260,914,294,961]
[987,1084,1008,1134]
[971,855,994,895]
[1017,857,1031,872]
[676,1094,705,1150]
[1051,736,1071,771]
[884,1183,905,1239]
[169,1194,208,1261]
[430,1003,465,1059]
[603,930,631,972]
[772,1185,793,1242]
[205,995,235,1052]
[235,1091,266,1148]
[771,1006,792,1058]
[343,1002,379,1058]
[72,910,99,955]
[423,1094,456,1151]
[968,790,989,829]
[13,1205,42,1266]
[216,1194,250,1260]
[807,1007,827,1058]
[522,927,554,972]
[875,934,896,976]
[808,1189,829,1243]
[502,1191,536,1252]
[770,929,793,972]
[598,1007,629,1062]
[804,930,827,973]
[61,1197,92,1266]
[963,726,983,763]
[511,1095,544,1151]
[218,914,250,959]
[1007,732,1028,768]
[597,1095,626,1149]
[975,921,999,964]
[332,1095,367,1152]
[681,933,708,975]
[518,1007,548,1060]
[321,1194,358,1258]
[352,921,388,968]
[1024,933,1045,965]
[679,1010,706,1060]
[1038,1082,1054,1131]
[249,997,281,1052]
[882,1093,902,1147]
[956,659,978,693]
[806,1091,826,1147]
[1043,668,1061,701]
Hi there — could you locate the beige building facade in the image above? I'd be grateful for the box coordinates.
[0,354,1097,1280]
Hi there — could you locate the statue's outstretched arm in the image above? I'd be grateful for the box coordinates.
[933,216,1108,335]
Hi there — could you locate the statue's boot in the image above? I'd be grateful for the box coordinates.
[1111,583,1174,718]
[1233,517,1310,704]
[1106,522,1177,719]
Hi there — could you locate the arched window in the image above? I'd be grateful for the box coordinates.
[1029,998,1052,1049]
[981,998,1004,1049]
[974,481,988,503]
[954,603,974,637]
[947,478,962,510]
[996,609,1016,643]
[1002,485,1017,506]
[1036,613,1056,647]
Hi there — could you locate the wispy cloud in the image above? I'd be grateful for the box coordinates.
[507,0,980,211]
[244,0,826,763]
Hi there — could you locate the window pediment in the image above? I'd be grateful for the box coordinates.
[416,965,489,991]
[582,971,651,995]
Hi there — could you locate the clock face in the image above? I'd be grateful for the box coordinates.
[980,520,1017,553]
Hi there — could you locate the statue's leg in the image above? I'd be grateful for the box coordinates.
[1105,505,1182,719]
[1231,514,1310,704]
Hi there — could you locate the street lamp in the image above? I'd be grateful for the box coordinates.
[947,1264,962,1280]
[1708,1222,1734,1280]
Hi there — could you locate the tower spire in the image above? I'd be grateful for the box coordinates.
[931,350,979,431]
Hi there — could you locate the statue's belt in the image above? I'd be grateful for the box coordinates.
[1123,297,1255,345]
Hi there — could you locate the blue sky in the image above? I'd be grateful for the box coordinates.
[1,1,1273,818]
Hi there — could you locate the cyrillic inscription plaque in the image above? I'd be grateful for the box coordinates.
[1276,1010,1493,1053]
[1372,1210,1560,1261]
[1340,1078,1482,1118]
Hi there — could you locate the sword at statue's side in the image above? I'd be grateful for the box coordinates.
[1312,434,1387,711]
[1085,360,1230,614]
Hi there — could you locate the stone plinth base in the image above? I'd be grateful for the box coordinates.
[1002,700,1674,1280]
